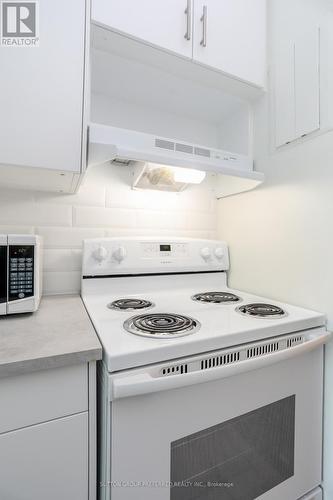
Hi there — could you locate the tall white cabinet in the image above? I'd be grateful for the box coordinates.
[273,0,320,147]
[0,0,89,192]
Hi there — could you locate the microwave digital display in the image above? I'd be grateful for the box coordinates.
[160,244,171,252]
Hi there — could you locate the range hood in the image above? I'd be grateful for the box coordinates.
[88,123,264,198]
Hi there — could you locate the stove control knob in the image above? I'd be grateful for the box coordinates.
[200,247,211,261]
[113,246,127,263]
[214,247,225,260]
[92,246,108,263]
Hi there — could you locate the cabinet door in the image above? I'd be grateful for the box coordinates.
[274,1,320,147]
[0,0,87,173]
[274,40,296,146]
[0,413,88,500]
[193,0,266,87]
[295,26,320,139]
[92,0,193,58]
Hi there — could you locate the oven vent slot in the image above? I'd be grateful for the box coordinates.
[158,334,307,379]
[247,342,279,359]
[200,351,240,370]
[161,364,188,376]
[287,335,304,348]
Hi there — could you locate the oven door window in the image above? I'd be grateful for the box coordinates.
[0,246,7,304]
[171,395,295,500]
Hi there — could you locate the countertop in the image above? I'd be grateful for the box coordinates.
[0,295,102,378]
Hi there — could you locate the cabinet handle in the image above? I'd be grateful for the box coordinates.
[200,5,207,47]
[184,0,192,41]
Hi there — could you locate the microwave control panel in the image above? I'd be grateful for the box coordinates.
[0,245,7,304]
[8,246,34,301]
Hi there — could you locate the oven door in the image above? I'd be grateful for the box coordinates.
[106,328,328,500]
[0,238,7,315]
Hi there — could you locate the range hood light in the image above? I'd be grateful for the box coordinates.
[172,167,206,184]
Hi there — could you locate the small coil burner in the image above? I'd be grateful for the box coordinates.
[123,313,200,338]
[108,298,154,311]
[236,303,287,319]
[192,291,242,304]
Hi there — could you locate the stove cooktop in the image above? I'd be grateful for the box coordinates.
[236,303,287,319]
[192,291,242,304]
[123,312,200,338]
[82,273,326,373]
[108,298,154,311]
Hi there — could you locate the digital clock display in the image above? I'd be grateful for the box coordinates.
[160,244,171,252]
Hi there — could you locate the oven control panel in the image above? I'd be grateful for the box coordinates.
[82,238,230,276]
[141,242,189,258]
[8,245,34,301]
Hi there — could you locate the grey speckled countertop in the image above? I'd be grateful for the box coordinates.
[0,295,102,378]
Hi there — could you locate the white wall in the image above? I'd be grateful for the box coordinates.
[0,164,217,294]
[217,1,333,496]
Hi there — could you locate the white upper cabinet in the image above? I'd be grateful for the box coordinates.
[91,0,267,88]
[92,0,193,58]
[294,26,320,139]
[193,0,266,88]
[273,0,320,147]
[0,0,89,192]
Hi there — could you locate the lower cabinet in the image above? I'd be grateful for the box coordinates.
[0,412,89,500]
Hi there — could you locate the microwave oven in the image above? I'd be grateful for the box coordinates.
[0,234,42,315]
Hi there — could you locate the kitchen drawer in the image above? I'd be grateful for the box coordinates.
[0,413,88,500]
[0,363,88,434]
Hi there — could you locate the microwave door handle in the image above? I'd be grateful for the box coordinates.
[111,330,331,400]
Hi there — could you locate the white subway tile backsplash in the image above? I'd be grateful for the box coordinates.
[43,271,81,295]
[0,189,34,203]
[34,181,106,207]
[136,210,187,230]
[74,206,137,228]
[104,228,218,240]
[43,249,82,272]
[0,203,72,227]
[185,211,217,231]
[0,225,34,235]
[2,164,218,294]
[36,227,105,248]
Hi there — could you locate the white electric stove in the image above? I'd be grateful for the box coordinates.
[81,237,329,500]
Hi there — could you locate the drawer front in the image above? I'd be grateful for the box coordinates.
[0,413,88,500]
[0,363,88,434]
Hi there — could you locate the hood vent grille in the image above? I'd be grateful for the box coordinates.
[195,147,211,158]
[158,333,305,378]
[155,138,211,158]
[155,138,174,151]
[175,143,193,154]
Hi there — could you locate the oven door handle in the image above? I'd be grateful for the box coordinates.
[110,330,331,400]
